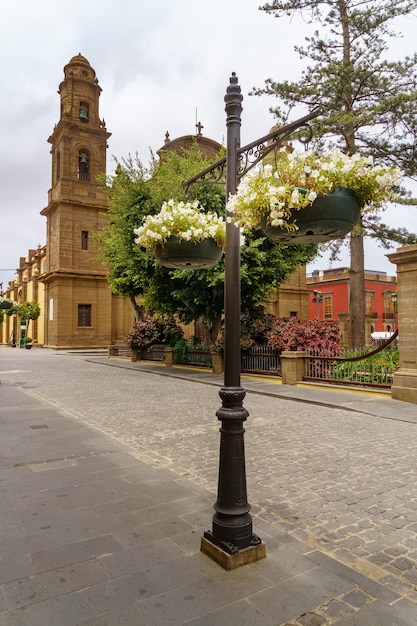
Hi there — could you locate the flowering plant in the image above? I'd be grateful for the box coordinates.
[125,314,183,350]
[134,199,226,249]
[227,148,402,232]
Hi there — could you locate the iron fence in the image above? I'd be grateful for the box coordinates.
[185,348,212,367]
[241,345,281,376]
[304,331,399,389]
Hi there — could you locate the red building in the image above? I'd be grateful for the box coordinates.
[307,268,397,343]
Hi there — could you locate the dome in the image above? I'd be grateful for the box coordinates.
[68,53,91,67]
[63,54,96,82]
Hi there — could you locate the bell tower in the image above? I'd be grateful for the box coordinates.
[40,54,117,348]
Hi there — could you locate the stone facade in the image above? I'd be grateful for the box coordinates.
[39,54,132,348]
[1,246,46,346]
[388,244,417,404]
[264,266,309,320]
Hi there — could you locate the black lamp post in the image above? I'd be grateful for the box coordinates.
[203,74,259,560]
[183,74,321,568]
[312,290,324,320]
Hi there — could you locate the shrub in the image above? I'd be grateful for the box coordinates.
[126,314,183,351]
[267,317,342,356]
[212,309,277,353]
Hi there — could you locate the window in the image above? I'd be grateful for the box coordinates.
[81,231,88,250]
[56,150,61,180]
[78,304,92,327]
[365,291,374,315]
[324,294,333,319]
[384,292,395,318]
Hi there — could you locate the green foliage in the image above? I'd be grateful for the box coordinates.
[331,347,399,384]
[125,314,183,351]
[213,308,277,352]
[14,301,41,321]
[257,1,417,176]
[149,141,224,207]
[98,143,317,345]
[173,338,189,364]
[96,156,156,307]
[255,0,417,349]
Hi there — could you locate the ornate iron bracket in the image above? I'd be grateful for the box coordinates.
[183,107,322,193]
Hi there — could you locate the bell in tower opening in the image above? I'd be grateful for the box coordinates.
[79,102,89,122]
[78,151,90,182]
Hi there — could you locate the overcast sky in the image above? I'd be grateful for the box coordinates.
[1,0,417,290]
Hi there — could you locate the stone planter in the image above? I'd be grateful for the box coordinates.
[211,351,224,374]
[131,348,141,362]
[164,346,176,367]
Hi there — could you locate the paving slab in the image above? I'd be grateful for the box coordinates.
[1,347,417,624]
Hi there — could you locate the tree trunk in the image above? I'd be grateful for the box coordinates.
[348,223,365,350]
[128,293,143,322]
[201,316,222,348]
[339,0,365,351]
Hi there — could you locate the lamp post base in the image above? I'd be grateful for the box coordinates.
[201,533,266,571]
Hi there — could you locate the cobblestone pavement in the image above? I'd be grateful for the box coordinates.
[2,347,417,615]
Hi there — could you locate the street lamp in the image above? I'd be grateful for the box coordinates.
[183,74,321,569]
[312,290,324,320]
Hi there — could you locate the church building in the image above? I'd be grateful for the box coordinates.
[1,54,309,349]
[40,54,132,348]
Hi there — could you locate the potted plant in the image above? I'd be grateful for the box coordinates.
[23,337,33,349]
[0,297,13,310]
[134,199,226,269]
[227,148,402,244]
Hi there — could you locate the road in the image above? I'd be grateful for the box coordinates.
[2,346,417,605]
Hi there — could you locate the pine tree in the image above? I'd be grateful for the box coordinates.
[254,0,417,349]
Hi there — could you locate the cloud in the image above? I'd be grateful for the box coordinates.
[1,0,416,288]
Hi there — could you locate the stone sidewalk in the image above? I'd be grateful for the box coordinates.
[1,347,417,624]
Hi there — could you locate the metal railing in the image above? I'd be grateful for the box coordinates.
[241,345,281,376]
[304,331,399,389]
[184,348,212,367]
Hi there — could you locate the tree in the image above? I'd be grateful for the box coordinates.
[99,145,317,346]
[97,144,223,322]
[14,301,41,337]
[97,157,156,321]
[254,0,417,349]
[144,227,316,345]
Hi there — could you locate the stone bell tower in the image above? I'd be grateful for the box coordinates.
[40,54,121,348]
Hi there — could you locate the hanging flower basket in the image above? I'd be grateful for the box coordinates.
[227,148,402,245]
[134,199,225,271]
[0,298,13,310]
[154,235,223,269]
[260,187,360,245]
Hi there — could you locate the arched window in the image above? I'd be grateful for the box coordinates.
[78,150,90,182]
[56,150,61,180]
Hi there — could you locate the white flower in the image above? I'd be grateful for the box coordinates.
[226,147,402,231]
[135,199,226,250]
